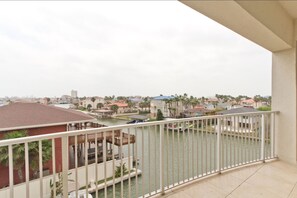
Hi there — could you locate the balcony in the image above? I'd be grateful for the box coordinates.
[163,160,297,198]
[0,111,278,198]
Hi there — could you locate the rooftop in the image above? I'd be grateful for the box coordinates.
[217,107,258,115]
[153,96,175,100]
[0,102,95,131]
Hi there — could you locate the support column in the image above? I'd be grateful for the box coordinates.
[272,45,297,164]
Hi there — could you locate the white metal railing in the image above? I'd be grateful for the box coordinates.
[0,111,278,198]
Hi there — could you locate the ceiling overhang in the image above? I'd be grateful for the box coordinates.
[180,0,295,52]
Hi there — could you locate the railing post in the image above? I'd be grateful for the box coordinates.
[61,136,68,198]
[216,118,222,173]
[160,124,165,195]
[261,114,265,162]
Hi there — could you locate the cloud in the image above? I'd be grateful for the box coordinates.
[0,1,271,98]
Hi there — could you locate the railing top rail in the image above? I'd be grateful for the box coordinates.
[0,111,279,147]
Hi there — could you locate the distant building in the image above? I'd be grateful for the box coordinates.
[108,102,130,114]
[81,97,105,110]
[71,90,78,98]
[216,107,260,133]
[184,108,211,117]
[150,96,183,118]
[60,95,72,104]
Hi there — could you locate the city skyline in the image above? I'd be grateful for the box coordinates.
[0,1,271,98]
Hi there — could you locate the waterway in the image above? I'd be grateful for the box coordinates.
[95,118,269,198]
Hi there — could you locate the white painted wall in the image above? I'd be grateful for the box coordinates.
[272,47,297,164]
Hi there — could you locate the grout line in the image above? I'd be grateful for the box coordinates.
[288,181,297,198]
[225,164,265,197]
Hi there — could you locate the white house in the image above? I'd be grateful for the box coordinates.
[81,97,105,109]
[216,107,260,133]
[150,96,183,118]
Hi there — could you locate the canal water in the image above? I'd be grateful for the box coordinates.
[95,118,268,198]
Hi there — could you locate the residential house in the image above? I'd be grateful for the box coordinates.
[216,107,260,133]
[81,97,105,110]
[184,107,211,117]
[108,102,130,114]
[0,102,97,188]
[150,96,184,118]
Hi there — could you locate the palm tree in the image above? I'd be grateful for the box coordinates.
[91,97,96,110]
[87,104,92,111]
[110,104,119,113]
[0,130,51,182]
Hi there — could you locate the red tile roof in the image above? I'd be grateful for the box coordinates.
[0,102,95,130]
[241,99,255,104]
[108,103,128,107]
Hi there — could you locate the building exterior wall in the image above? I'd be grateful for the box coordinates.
[150,99,184,118]
[0,125,67,188]
[82,98,105,109]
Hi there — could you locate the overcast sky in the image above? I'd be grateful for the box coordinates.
[0,1,271,98]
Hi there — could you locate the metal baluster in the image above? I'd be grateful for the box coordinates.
[103,131,107,198]
[84,134,88,197]
[39,140,43,198]
[52,139,56,198]
[148,126,151,195]
[25,142,29,198]
[177,122,180,183]
[128,128,131,198]
[112,130,115,198]
[95,133,98,198]
[8,144,14,198]
[134,128,138,198]
[74,136,78,198]
[160,124,165,195]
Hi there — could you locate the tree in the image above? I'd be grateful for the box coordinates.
[87,104,92,111]
[91,97,96,109]
[0,130,52,182]
[156,109,164,120]
[110,104,119,113]
[97,103,104,109]
[127,101,134,109]
[257,106,271,111]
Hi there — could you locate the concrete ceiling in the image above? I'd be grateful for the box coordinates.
[279,1,297,19]
[180,0,296,52]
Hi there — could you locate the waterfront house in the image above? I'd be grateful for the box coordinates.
[184,107,211,117]
[216,107,260,133]
[81,97,105,110]
[150,95,184,118]
[0,102,97,188]
[107,102,130,114]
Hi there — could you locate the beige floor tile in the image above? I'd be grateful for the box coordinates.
[165,161,297,198]
[268,161,297,174]
[288,184,297,198]
[205,173,244,194]
[181,181,227,198]
[245,170,294,197]
[223,164,263,180]
[258,163,297,184]
[230,182,281,198]
[165,191,192,198]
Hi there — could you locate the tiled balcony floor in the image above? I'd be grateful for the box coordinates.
[163,160,297,198]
